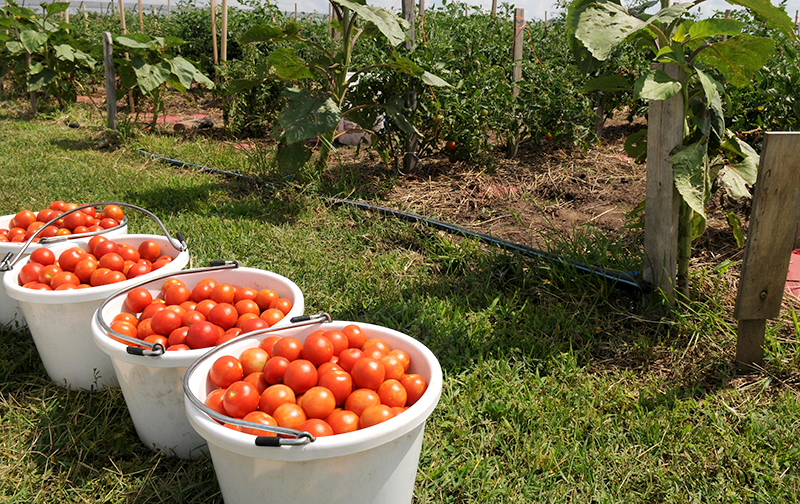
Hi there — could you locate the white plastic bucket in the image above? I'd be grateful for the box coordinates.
[0,213,128,327]
[91,265,305,459]
[184,320,443,504]
[2,234,189,390]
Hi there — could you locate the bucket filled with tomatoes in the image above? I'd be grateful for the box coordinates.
[0,201,129,326]
[90,262,305,459]
[2,204,190,390]
[182,316,442,504]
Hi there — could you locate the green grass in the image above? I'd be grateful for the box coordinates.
[2,104,800,502]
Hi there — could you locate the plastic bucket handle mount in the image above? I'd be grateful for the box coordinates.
[0,201,185,272]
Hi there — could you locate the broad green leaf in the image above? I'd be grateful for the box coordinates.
[633,69,682,100]
[719,136,758,199]
[27,68,56,91]
[225,78,261,95]
[162,36,186,49]
[277,141,312,175]
[390,56,423,76]
[45,2,69,15]
[166,76,188,94]
[239,24,286,44]
[335,0,408,46]
[20,29,47,54]
[6,41,25,55]
[133,58,171,94]
[278,88,341,144]
[669,140,709,228]
[726,211,746,247]
[566,0,607,73]
[688,18,745,40]
[72,50,96,70]
[624,128,647,163]
[169,56,197,89]
[193,69,214,89]
[583,74,631,92]
[727,0,798,39]
[574,0,689,61]
[420,71,450,87]
[116,35,152,49]
[695,34,774,87]
[695,67,721,104]
[384,96,420,135]
[268,48,313,80]
[53,43,75,62]
[28,61,43,74]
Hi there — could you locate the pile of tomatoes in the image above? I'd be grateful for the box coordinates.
[108,278,294,352]
[0,201,125,243]
[203,325,428,438]
[17,236,173,291]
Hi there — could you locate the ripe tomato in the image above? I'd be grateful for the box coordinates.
[138,240,161,262]
[300,386,336,419]
[234,299,260,317]
[50,271,80,289]
[258,335,281,356]
[191,282,214,302]
[240,317,270,334]
[181,310,206,326]
[317,362,343,378]
[263,356,290,384]
[62,211,86,231]
[168,326,189,347]
[99,252,125,272]
[388,349,411,373]
[243,372,268,395]
[344,388,380,417]
[272,403,306,429]
[58,248,86,272]
[126,287,153,313]
[445,140,457,151]
[239,348,269,376]
[185,321,221,349]
[254,289,279,311]
[140,301,167,319]
[164,284,192,306]
[210,283,236,304]
[38,264,62,285]
[325,409,359,435]
[210,355,244,388]
[30,248,55,266]
[342,324,367,349]
[223,381,260,419]
[195,299,217,318]
[318,369,353,406]
[240,411,278,436]
[377,379,407,407]
[351,358,386,390]
[150,309,182,336]
[259,384,296,415]
[137,318,155,339]
[379,354,405,381]
[322,330,349,356]
[259,308,285,327]
[19,262,44,285]
[400,374,427,406]
[268,298,293,316]
[208,303,238,330]
[160,278,185,297]
[87,235,107,255]
[204,388,228,417]
[92,240,119,258]
[73,257,98,283]
[283,359,318,395]
[13,210,36,229]
[113,312,138,326]
[117,244,140,263]
[298,418,334,437]
[234,286,258,303]
[302,333,334,367]
[359,404,395,429]
[101,204,125,222]
[271,337,303,361]
[337,348,364,373]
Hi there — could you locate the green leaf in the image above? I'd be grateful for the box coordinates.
[27,68,56,91]
[53,43,75,62]
[225,79,261,96]
[688,18,745,40]
[277,141,311,175]
[633,69,682,100]
[573,0,688,61]
[384,96,420,135]
[20,29,47,54]
[726,211,746,247]
[239,24,286,44]
[718,136,758,199]
[133,58,171,94]
[420,71,450,87]
[5,41,24,55]
[695,35,774,87]
[45,2,69,15]
[115,35,152,49]
[278,88,341,144]
[624,128,647,163]
[268,47,313,80]
[390,56,423,76]
[334,0,409,46]
[566,0,608,73]
[168,56,197,90]
[583,74,631,92]
[669,140,709,229]
[727,0,798,39]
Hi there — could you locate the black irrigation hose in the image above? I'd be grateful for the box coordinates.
[139,150,649,293]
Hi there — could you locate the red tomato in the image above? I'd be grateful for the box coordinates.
[50,271,80,289]
[362,346,387,360]
[240,411,278,436]
[351,358,385,390]
[164,284,192,306]
[208,302,238,330]
[126,287,153,313]
[137,318,155,339]
[344,388,380,417]
[259,384,296,415]
[362,338,390,354]
[388,349,411,373]
[263,356,290,384]
[325,409,359,435]
[92,240,119,258]
[239,347,269,376]
[359,404,395,428]
[117,244,140,263]
[240,317,270,334]
[168,326,189,347]
[204,388,228,417]
[445,140,457,151]
[342,324,367,349]
[259,308,285,327]
[191,282,214,302]
[101,204,125,222]
[321,330,349,356]
[150,309,182,336]
[38,264,62,285]
[268,298,293,316]
[317,362,343,378]
[254,289,279,311]
[73,257,98,284]
[272,403,306,429]
[258,335,281,356]
[300,386,336,419]
[223,381,261,419]
[195,299,217,318]
[18,262,44,285]
[243,372,268,395]
[185,321,221,349]
[61,211,87,231]
[181,310,206,326]
[109,320,138,344]
[140,301,167,320]
[210,355,244,388]
[13,210,36,229]
[400,374,427,406]
[337,348,364,373]
[113,312,138,326]
[210,283,236,304]
[101,270,127,285]
[318,369,353,406]
[99,252,124,272]
[271,337,303,361]
[377,379,407,407]
[282,359,318,395]
[297,418,334,437]
[58,248,86,272]
[379,354,405,381]
[137,240,161,262]
[87,235,107,254]
[234,299,260,317]
[233,286,258,303]
[302,333,334,368]
[30,248,55,266]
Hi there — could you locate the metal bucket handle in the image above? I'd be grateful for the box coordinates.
[182,312,333,447]
[0,201,185,271]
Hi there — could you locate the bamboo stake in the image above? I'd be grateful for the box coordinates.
[211,0,218,65]
[221,0,227,61]
[507,8,523,158]
[137,0,143,31]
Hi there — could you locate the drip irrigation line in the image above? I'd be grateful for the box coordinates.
[139,149,648,293]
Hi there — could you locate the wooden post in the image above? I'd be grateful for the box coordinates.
[642,63,685,302]
[25,52,37,115]
[735,133,800,368]
[506,8,523,158]
[294,2,297,21]
[82,2,87,29]
[221,0,227,61]
[137,0,143,31]
[64,1,69,25]
[118,0,126,32]
[168,0,171,17]
[491,0,496,16]
[103,32,118,131]
[419,0,424,20]
[402,0,418,174]
[210,0,218,65]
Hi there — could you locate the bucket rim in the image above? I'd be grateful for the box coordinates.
[2,234,189,304]
[184,320,443,461]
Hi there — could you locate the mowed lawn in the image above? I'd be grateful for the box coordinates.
[2,108,800,503]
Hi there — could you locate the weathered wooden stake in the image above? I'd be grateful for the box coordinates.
[642,63,685,302]
[294,2,297,21]
[735,132,800,368]
[506,8,523,158]
[137,0,143,31]
[103,32,118,131]
[221,0,227,61]
[402,0,418,174]
[491,0,496,16]
[419,0,424,20]
[211,0,218,65]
